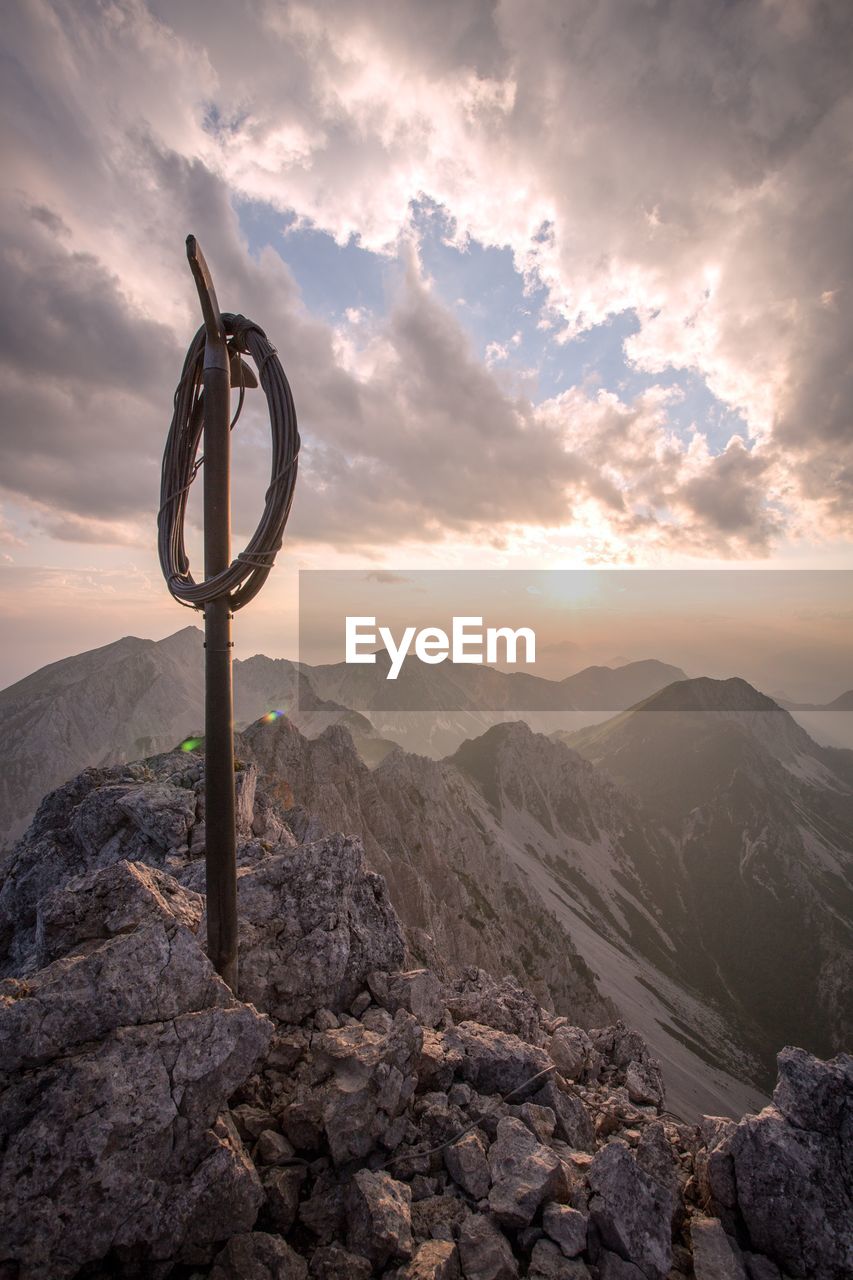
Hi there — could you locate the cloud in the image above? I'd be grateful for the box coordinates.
[0,0,849,569]
[364,571,411,584]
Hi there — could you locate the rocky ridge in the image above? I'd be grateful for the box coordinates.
[1,749,850,1279]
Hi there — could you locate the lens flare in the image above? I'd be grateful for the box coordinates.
[180,737,203,752]
[263,709,285,723]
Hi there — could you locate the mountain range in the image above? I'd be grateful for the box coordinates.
[0,627,850,1120]
[0,626,685,842]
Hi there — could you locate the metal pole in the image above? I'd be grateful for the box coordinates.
[186,235,238,993]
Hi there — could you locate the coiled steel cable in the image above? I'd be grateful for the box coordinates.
[158,312,299,612]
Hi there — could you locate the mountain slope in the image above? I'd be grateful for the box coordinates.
[560,677,853,1065]
[240,714,615,1034]
[243,713,768,1118]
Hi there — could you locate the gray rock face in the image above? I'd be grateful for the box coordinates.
[530,1239,592,1277]
[346,1168,413,1266]
[488,1116,567,1228]
[36,856,204,963]
[309,1243,373,1279]
[543,1202,588,1257]
[589,1023,665,1113]
[315,1009,422,1164]
[0,917,231,1073]
[402,1239,461,1279]
[772,1043,851,1134]
[596,1252,645,1279]
[587,1140,673,1279]
[707,1048,853,1280]
[0,994,270,1278]
[0,852,273,1280]
[691,1217,748,1280]
[370,967,446,1028]
[445,968,549,1044]
[533,1077,596,1151]
[234,832,406,1023]
[445,1021,552,1096]
[458,1213,519,1279]
[444,1127,491,1199]
[548,1025,598,1081]
[209,1231,308,1279]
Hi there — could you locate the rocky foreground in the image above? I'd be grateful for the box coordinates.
[0,749,850,1279]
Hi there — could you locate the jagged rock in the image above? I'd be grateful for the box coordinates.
[416,1092,465,1149]
[0,1000,270,1278]
[402,1239,461,1279]
[233,1103,280,1142]
[261,1165,306,1232]
[315,1009,422,1164]
[690,1217,747,1279]
[587,1139,673,1280]
[0,767,203,975]
[444,1127,491,1199]
[710,1050,853,1279]
[279,1094,326,1153]
[254,1128,295,1166]
[420,1027,465,1091]
[635,1121,682,1227]
[370,967,446,1028]
[529,1238,591,1277]
[0,849,274,1280]
[625,1059,665,1109]
[346,1168,414,1266]
[488,1116,567,1228]
[589,1023,665,1111]
[457,1213,519,1279]
[299,1170,346,1243]
[235,762,258,836]
[309,1243,372,1279]
[532,1078,595,1151]
[116,781,197,850]
[363,1004,395,1033]
[0,915,230,1072]
[548,1025,596,1081]
[35,857,203,964]
[445,1021,552,1096]
[2,734,848,1280]
[513,1101,557,1143]
[695,1116,738,1226]
[411,1194,468,1242]
[772,1044,850,1134]
[412,1174,441,1200]
[267,1027,310,1072]
[542,1202,587,1257]
[445,968,547,1044]
[232,833,405,1023]
[350,989,372,1017]
[209,1231,308,1279]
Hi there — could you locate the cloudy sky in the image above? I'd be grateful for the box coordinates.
[1,0,851,683]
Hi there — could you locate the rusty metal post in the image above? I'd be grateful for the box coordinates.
[186,235,238,992]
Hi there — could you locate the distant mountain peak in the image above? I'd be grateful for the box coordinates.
[638,675,779,713]
[153,625,204,657]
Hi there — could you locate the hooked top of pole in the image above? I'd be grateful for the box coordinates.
[187,234,229,373]
[186,234,257,386]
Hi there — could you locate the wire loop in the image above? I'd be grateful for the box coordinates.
[158,313,299,611]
